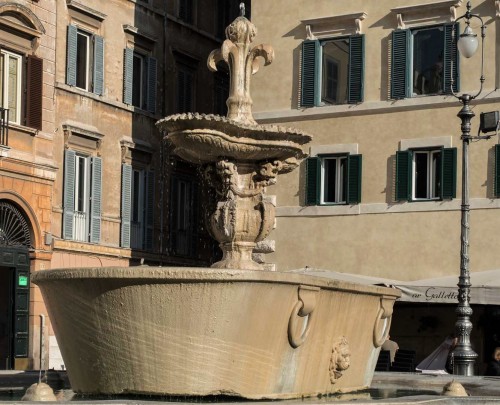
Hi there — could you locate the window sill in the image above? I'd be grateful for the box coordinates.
[254,88,500,123]
[8,122,38,136]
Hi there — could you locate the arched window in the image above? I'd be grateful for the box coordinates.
[0,201,32,249]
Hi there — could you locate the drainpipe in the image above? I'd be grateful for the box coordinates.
[39,314,45,371]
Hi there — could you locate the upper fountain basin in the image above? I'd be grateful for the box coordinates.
[156,113,312,171]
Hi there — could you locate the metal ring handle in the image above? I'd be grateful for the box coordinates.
[288,301,314,348]
[373,307,392,348]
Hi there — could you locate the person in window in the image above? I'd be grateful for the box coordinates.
[485,347,500,376]
[415,54,443,95]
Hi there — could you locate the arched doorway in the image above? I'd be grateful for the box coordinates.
[0,201,32,370]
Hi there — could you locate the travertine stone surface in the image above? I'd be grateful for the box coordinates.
[32,267,400,399]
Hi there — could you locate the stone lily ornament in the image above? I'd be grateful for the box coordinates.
[157,3,311,270]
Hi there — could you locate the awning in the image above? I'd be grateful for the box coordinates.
[288,268,500,305]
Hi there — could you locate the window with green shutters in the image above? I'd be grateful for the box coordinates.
[305,154,362,205]
[121,164,155,250]
[301,35,364,107]
[66,25,104,95]
[495,144,500,198]
[123,48,157,113]
[62,150,102,243]
[390,24,459,99]
[396,147,457,201]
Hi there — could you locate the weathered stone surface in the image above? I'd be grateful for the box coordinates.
[32,266,400,399]
[21,382,57,401]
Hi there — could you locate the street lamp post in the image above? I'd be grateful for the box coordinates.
[450,0,486,376]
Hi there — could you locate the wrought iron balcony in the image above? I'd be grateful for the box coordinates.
[0,108,8,147]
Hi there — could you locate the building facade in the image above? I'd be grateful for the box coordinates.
[251,0,500,371]
[0,0,243,370]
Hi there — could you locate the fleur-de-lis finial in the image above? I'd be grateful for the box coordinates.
[207,6,274,125]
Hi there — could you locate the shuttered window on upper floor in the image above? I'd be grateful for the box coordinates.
[123,48,157,114]
[301,35,364,108]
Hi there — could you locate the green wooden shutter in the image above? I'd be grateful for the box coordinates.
[26,55,43,130]
[347,154,362,204]
[443,23,460,94]
[396,150,412,201]
[123,48,133,104]
[121,164,132,248]
[348,35,364,104]
[301,40,320,107]
[63,150,76,239]
[495,144,500,197]
[93,35,104,95]
[391,29,410,99]
[441,147,457,199]
[66,25,77,86]
[147,56,157,114]
[90,156,102,243]
[305,157,320,205]
[144,171,155,250]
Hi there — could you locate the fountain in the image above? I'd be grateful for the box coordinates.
[31,6,400,400]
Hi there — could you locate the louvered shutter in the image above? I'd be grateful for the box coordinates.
[441,147,457,199]
[66,25,77,86]
[396,150,412,201]
[63,150,76,239]
[443,23,460,94]
[144,171,155,250]
[26,55,43,130]
[391,29,410,99]
[90,156,102,243]
[121,164,132,248]
[301,40,320,107]
[495,144,500,197]
[305,157,320,205]
[147,56,157,114]
[123,48,134,104]
[93,35,104,95]
[348,35,364,104]
[347,154,362,204]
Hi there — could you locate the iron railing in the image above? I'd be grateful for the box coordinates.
[0,108,8,147]
[72,211,87,242]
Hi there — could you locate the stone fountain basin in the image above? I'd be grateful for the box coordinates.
[32,267,400,399]
[157,113,311,169]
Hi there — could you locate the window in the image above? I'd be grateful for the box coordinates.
[495,144,500,198]
[301,35,364,107]
[391,24,458,99]
[66,25,104,95]
[0,50,42,129]
[121,164,154,250]
[305,154,362,205]
[63,150,102,242]
[123,48,157,113]
[176,63,195,113]
[213,71,229,116]
[396,147,456,201]
[170,174,198,257]
[179,0,194,24]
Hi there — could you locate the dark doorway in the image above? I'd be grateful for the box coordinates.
[0,265,14,369]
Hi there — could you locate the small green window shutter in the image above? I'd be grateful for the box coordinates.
[441,147,457,199]
[121,164,132,248]
[63,150,76,239]
[90,156,102,243]
[348,35,364,104]
[347,154,362,204]
[391,29,410,100]
[443,23,460,94]
[144,171,155,250]
[147,56,157,114]
[93,35,104,95]
[66,25,77,86]
[305,157,320,205]
[123,48,134,104]
[396,150,412,201]
[301,40,320,107]
[495,144,500,197]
